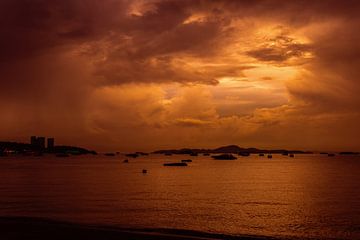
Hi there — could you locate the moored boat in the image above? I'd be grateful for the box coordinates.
[163,162,188,166]
[181,159,192,163]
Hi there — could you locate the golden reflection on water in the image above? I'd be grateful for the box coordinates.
[0,154,359,239]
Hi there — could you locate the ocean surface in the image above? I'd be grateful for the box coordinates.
[0,154,359,239]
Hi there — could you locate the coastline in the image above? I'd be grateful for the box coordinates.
[0,216,302,240]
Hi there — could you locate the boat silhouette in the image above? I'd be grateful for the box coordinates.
[212,154,237,160]
[163,162,188,166]
[181,159,192,163]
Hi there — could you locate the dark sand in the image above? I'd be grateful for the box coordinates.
[0,216,289,240]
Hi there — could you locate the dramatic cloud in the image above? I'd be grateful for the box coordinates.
[1,0,360,151]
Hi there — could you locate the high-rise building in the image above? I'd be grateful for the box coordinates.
[37,137,45,149]
[47,138,55,149]
[30,136,37,146]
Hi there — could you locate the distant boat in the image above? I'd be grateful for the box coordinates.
[142,169,147,173]
[181,159,192,163]
[328,153,335,157]
[56,153,69,158]
[259,153,265,157]
[104,153,115,156]
[267,154,273,159]
[212,154,237,160]
[190,153,198,156]
[203,153,210,156]
[136,152,149,156]
[238,152,250,156]
[123,159,129,163]
[339,152,359,155]
[282,152,289,156]
[125,153,139,158]
[289,154,294,158]
[163,162,188,166]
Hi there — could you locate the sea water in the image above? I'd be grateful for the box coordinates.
[0,154,359,239]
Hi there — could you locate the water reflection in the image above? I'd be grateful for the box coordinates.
[0,154,359,239]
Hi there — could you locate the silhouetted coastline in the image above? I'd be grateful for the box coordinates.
[153,145,313,155]
[0,140,96,156]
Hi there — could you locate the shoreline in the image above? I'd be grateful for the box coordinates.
[0,216,301,240]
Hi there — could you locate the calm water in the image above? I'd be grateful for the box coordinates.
[0,154,359,239]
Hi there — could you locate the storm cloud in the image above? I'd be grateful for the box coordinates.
[1,0,360,151]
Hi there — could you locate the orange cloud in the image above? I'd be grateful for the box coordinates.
[1,0,360,151]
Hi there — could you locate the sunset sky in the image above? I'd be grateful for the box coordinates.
[1,0,360,152]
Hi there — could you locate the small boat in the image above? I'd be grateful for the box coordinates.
[105,153,115,156]
[123,159,129,163]
[136,152,149,156]
[289,154,294,158]
[181,159,192,163]
[142,169,147,174]
[125,153,139,158]
[163,162,188,166]
[203,153,210,156]
[259,153,265,157]
[212,154,237,160]
[267,154,273,159]
[56,153,69,158]
[238,152,250,156]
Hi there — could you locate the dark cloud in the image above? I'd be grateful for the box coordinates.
[247,35,312,63]
[0,0,360,150]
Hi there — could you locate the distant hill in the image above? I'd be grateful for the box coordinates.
[153,145,311,155]
[213,145,245,153]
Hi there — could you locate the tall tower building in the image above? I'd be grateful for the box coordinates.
[30,136,37,146]
[47,138,55,149]
[37,137,45,149]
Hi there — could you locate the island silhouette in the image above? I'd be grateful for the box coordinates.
[153,145,313,155]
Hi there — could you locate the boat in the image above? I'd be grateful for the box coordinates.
[123,159,129,163]
[104,153,115,156]
[267,154,273,159]
[125,153,139,158]
[203,153,210,156]
[259,153,265,157]
[142,169,147,173]
[181,159,192,163]
[238,152,250,156]
[163,162,188,166]
[212,154,237,160]
[136,152,149,156]
[289,154,294,158]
